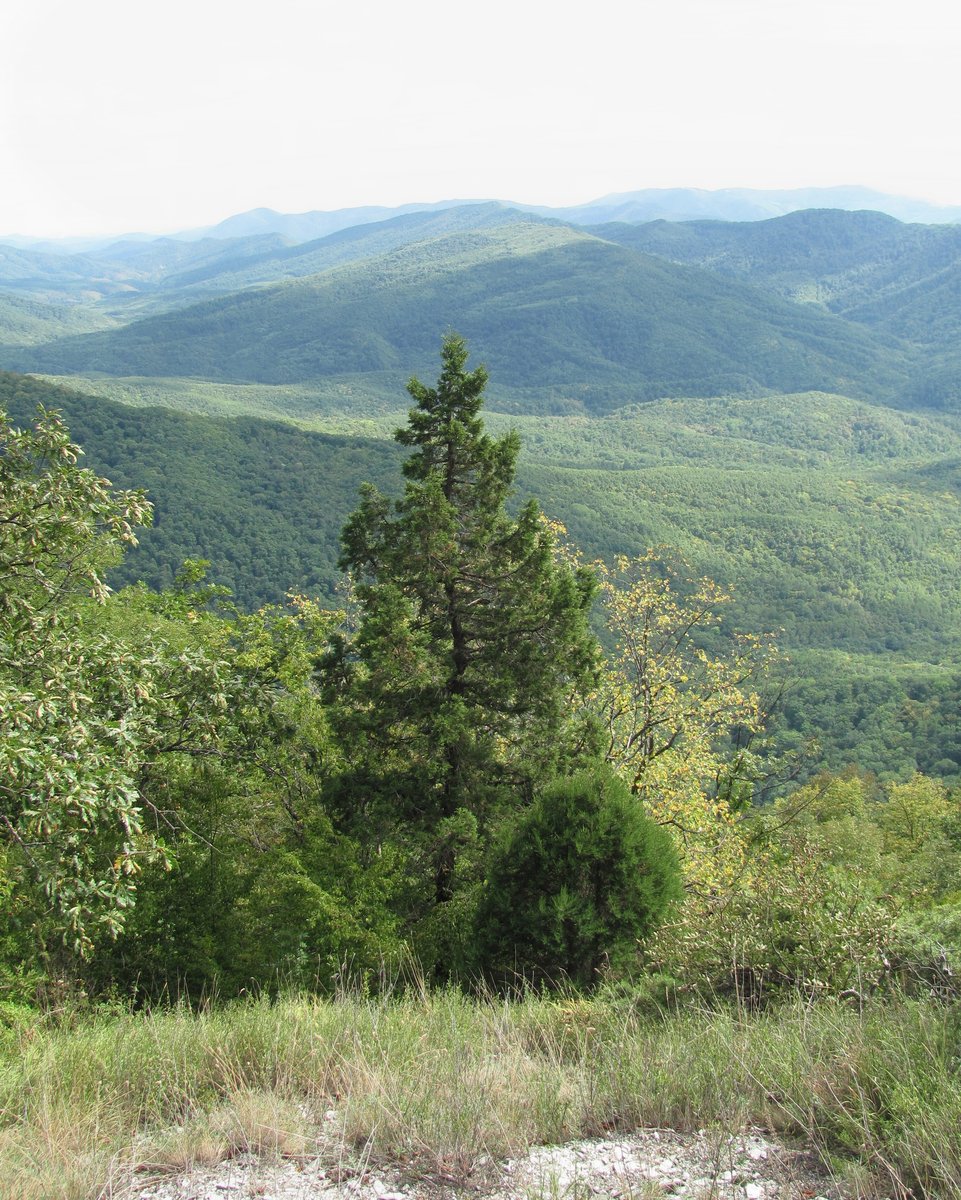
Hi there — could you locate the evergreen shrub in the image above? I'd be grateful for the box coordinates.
[473,767,681,990]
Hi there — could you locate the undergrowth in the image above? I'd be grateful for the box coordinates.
[0,987,958,1199]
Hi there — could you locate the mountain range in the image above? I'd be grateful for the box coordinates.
[4,199,959,413]
[4,187,961,782]
[6,185,961,252]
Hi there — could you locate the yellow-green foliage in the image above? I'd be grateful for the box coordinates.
[654,771,961,1001]
[596,551,774,888]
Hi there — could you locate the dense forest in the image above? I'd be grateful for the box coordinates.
[4,368,961,786]
[3,337,959,1008]
[5,204,961,1198]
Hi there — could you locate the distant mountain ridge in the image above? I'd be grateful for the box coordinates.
[5,212,910,412]
[195,200,478,243]
[5,186,960,251]
[534,186,961,226]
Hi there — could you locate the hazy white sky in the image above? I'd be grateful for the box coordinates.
[3,0,959,237]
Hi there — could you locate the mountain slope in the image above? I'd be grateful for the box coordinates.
[589,209,961,311]
[0,292,117,346]
[7,225,909,412]
[0,371,402,607]
[0,233,294,310]
[842,261,961,346]
[6,369,961,653]
[144,204,565,304]
[589,209,961,406]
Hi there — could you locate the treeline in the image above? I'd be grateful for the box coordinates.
[2,338,960,1013]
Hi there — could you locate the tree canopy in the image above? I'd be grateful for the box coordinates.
[0,405,158,947]
[330,334,600,914]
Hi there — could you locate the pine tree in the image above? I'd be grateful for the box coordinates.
[331,335,599,904]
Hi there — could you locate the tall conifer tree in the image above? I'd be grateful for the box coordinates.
[333,335,599,903]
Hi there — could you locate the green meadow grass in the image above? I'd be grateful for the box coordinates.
[1,989,959,1199]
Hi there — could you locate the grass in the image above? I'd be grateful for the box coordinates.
[0,988,959,1199]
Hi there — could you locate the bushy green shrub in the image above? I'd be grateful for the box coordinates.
[890,901,961,997]
[653,771,961,1004]
[472,768,681,990]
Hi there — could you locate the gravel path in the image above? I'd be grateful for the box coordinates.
[127,1127,855,1200]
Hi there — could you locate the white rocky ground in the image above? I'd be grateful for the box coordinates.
[127,1127,857,1200]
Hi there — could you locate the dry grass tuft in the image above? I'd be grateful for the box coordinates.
[209,1089,314,1158]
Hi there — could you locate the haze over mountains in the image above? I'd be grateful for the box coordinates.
[3,192,959,413]
[4,185,961,778]
[6,184,961,252]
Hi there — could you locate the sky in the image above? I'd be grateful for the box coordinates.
[3,0,960,238]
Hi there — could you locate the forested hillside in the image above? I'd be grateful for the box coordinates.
[0,292,117,346]
[593,209,961,405]
[5,369,961,785]
[6,334,961,1200]
[10,372,961,653]
[8,202,961,419]
[0,372,402,603]
[4,221,910,409]
[590,209,961,313]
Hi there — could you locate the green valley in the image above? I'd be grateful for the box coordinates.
[5,366,961,785]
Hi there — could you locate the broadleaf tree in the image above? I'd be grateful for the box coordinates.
[595,550,776,895]
[0,408,294,955]
[0,405,157,949]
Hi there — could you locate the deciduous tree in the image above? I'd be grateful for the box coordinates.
[0,405,157,948]
[596,550,775,893]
